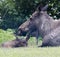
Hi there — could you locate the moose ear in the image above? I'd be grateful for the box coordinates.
[37,4,48,11]
[41,4,48,11]
[16,37,19,40]
[37,3,43,11]
[15,35,19,40]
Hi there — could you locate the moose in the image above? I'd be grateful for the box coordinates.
[1,37,27,48]
[15,20,39,45]
[16,4,60,47]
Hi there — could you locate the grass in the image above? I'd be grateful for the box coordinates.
[0,47,60,57]
[0,29,60,57]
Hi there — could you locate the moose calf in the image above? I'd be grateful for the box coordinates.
[1,38,27,48]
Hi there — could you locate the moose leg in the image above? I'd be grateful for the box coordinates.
[36,30,39,45]
[39,37,51,47]
[38,42,48,47]
[40,43,48,47]
[36,37,38,45]
[25,31,31,42]
[36,32,39,45]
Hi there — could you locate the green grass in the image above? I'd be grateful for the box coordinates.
[0,47,60,57]
[0,29,60,57]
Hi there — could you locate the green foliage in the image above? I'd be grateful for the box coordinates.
[0,29,15,43]
[0,0,60,29]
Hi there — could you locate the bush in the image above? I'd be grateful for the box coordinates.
[0,29,15,43]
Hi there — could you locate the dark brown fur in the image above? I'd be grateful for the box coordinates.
[1,38,27,48]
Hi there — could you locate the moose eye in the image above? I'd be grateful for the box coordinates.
[34,15,37,17]
[30,18,33,21]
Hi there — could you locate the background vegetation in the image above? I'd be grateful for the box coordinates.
[0,0,60,29]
